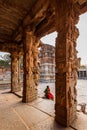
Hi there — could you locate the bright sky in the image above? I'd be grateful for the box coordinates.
[77,12,87,65]
[41,31,57,46]
[41,12,87,65]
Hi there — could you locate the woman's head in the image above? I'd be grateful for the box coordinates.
[47,86,49,88]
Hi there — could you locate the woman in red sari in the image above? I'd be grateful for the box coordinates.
[44,86,54,100]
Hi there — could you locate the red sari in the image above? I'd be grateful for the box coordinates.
[44,86,54,100]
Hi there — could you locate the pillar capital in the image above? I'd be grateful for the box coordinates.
[11,51,23,60]
[24,25,35,36]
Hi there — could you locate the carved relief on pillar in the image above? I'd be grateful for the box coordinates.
[23,31,40,102]
[32,38,40,87]
[24,33,40,87]
[66,17,80,126]
[55,0,80,126]
[11,52,21,92]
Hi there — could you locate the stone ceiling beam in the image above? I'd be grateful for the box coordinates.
[12,0,50,41]
[35,18,56,38]
[79,2,87,14]
[0,42,23,54]
[72,0,87,14]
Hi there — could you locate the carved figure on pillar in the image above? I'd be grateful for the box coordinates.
[11,52,21,92]
[32,38,41,88]
[55,0,80,126]
[23,30,40,102]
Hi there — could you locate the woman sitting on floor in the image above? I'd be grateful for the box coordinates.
[44,86,54,100]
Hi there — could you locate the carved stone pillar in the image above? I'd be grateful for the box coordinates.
[18,56,21,88]
[11,53,21,92]
[22,31,40,102]
[55,0,79,126]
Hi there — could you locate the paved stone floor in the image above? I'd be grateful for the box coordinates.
[0,89,87,130]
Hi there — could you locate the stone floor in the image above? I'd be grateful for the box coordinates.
[0,89,87,130]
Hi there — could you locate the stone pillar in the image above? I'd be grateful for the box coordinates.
[55,0,79,126]
[18,55,21,88]
[23,31,40,102]
[11,53,21,92]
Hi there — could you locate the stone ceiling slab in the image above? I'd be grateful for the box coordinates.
[0,0,87,44]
